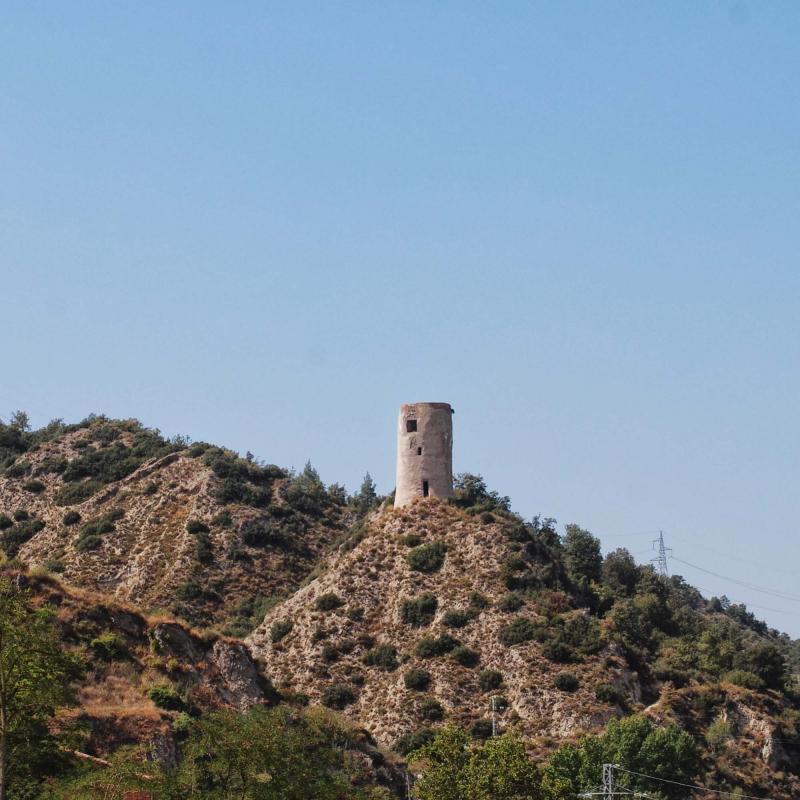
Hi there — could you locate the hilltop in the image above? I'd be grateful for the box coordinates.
[0,414,355,633]
[0,413,798,798]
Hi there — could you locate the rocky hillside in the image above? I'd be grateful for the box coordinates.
[2,414,799,798]
[0,415,351,633]
[9,568,271,761]
[247,499,800,797]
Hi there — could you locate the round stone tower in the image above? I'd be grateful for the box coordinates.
[395,402,454,508]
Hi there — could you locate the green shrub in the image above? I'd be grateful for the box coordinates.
[213,509,233,527]
[346,606,364,622]
[0,517,45,557]
[595,683,623,704]
[142,481,159,496]
[321,683,356,709]
[504,554,527,573]
[401,533,423,547]
[22,479,45,494]
[362,644,398,671]
[705,719,733,752]
[90,632,128,661]
[724,669,766,691]
[73,514,117,552]
[75,534,102,552]
[442,609,472,629]
[44,557,65,573]
[186,519,209,535]
[0,514,12,531]
[4,461,30,478]
[556,613,603,656]
[62,510,81,526]
[554,672,579,692]
[653,661,691,688]
[172,711,194,739]
[176,581,202,600]
[505,522,532,543]
[400,593,438,627]
[61,427,180,493]
[54,480,102,506]
[240,518,285,548]
[195,532,213,564]
[270,618,294,643]
[407,541,447,573]
[451,645,479,667]
[468,591,489,610]
[393,727,435,756]
[338,638,357,655]
[321,644,340,663]
[499,617,537,646]
[470,719,493,739]
[315,592,344,612]
[542,640,577,663]
[497,593,524,613]
[415,634,459,658]
[148,684,185,711]
[419,698,443,721]
[478,669,503,692]
[226,543,246,562]
[404,668,431,691]
[203,447,283,508]
[13,509,29,522]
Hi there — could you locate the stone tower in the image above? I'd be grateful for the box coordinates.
[395,402,454,508]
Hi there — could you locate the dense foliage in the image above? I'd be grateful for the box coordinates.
[48,708,394,799]
[0,580,83,800]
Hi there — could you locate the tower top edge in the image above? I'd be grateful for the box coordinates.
[399,402,453,413]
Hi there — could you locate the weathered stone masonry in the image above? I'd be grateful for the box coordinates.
[394,402,454,507]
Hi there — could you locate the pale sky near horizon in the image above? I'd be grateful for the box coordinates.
[1,3,799,635]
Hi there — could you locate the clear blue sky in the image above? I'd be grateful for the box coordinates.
[2,3,799,635]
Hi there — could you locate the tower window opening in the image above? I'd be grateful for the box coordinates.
[422,480,429,497]
[406,419,417,432]
[417,447,422,455]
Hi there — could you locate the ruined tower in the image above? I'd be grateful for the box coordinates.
[395,402,454,508]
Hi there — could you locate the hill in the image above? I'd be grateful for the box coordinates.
[0,414,351,634]
[0,413,798,799]
[247,496,799,797]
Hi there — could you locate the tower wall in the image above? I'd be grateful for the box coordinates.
[395,402,454,508]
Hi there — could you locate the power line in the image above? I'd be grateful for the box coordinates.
[691,586,800,619]
[671,555,800,604]
[612,764,775,799]
[667,533,798,579]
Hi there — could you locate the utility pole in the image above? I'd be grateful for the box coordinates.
[490,696,505,737]
[602,763,616,800]
[652,530,671,577]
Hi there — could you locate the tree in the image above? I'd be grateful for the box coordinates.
[410,726,469,800]
[175,706,384,800]
[464,734,543,800]
[286,462,329,515]
[602,549,639,596]
[451,474,511,512]
[545,716,697,800]
[562,525,602,585]
[351,472,378,515]
[8,412,29,433]
[0,580,82,800]
[735,642,787,691]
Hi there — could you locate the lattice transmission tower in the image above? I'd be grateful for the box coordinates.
[652,530,671,577]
